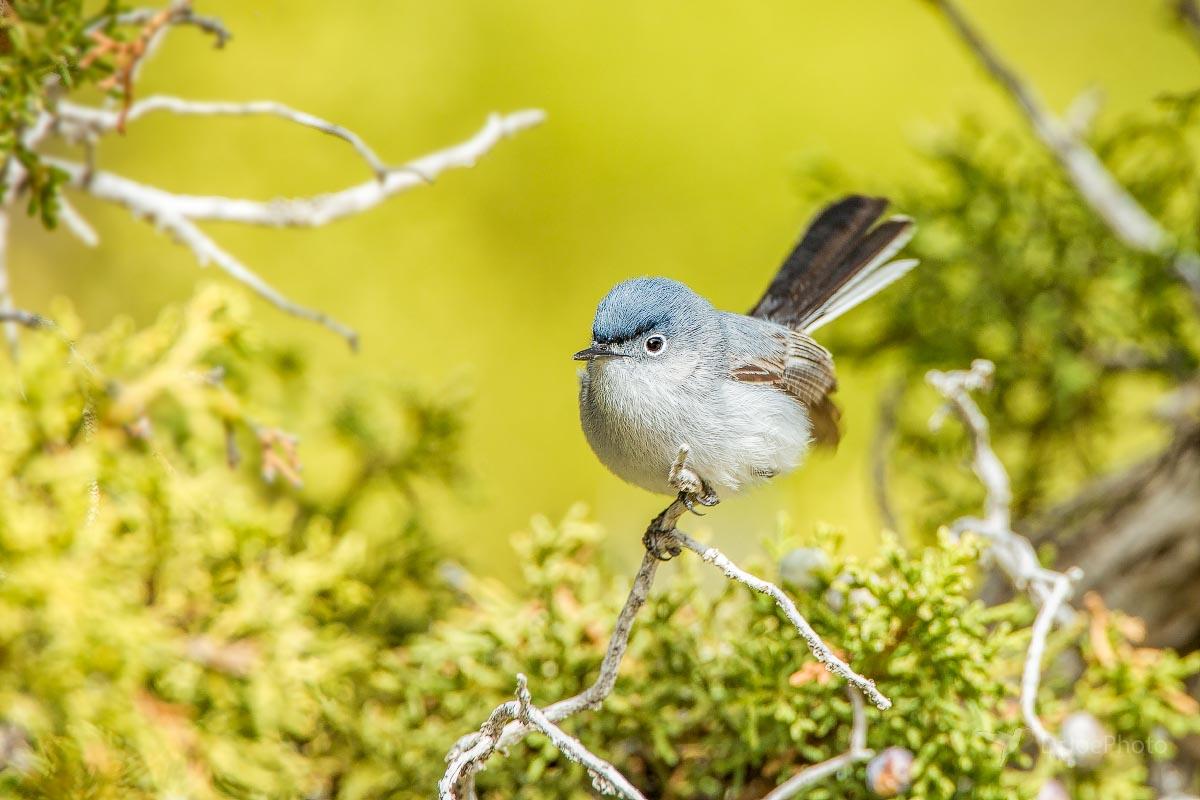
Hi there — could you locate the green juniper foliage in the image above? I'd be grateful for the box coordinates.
[0,288,1197,798]
[0,287,465,798]
[0,1,125,227]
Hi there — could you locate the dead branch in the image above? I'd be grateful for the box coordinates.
[673,528,891,710]
[927,359,1082,764]
[440,478,889,798]
[931,0,1200,299]
[58,96,392,178]
[4,4,544,352]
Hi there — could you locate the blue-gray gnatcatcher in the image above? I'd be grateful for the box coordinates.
[574,195,917,513]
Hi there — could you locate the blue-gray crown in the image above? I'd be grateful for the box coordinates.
[591,277,708,343]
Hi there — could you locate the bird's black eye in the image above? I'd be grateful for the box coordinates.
[644,335,665,354]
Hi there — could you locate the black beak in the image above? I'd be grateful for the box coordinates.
[573,345,628,361]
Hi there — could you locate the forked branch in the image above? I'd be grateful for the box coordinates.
[440,451,889,799]
[928,359,1082,764]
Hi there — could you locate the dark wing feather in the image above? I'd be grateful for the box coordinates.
[748,195,888,328]
[729,329,842,449]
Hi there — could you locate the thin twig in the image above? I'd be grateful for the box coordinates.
[673,531,891,710]
[928,361,1057,604]
[762,687,873,800]
[59,96,392,178]
[932,0,1200,299]
[43,110,545,346]
[85,4,230,47]
[0,309,50,328]
[52,110,545,228]
[515,675,648,800]
[1021,567,1083,766]
[927,359,1081,762]
[442,550,660,797]
[57,194,99,247]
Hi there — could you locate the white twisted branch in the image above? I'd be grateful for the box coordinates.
[673,529,891,710]
[927,359,1082,764]
[57,96,393,178]
[440,482,889,798]
[39,109,544,348]
[2,5,544,351]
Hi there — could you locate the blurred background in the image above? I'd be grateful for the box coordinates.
[11,0,1197,575]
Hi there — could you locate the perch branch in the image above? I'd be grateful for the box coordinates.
[514,675,648,800]
[441,551,661,798]
[673,530,892,711]
[927,359,1081,763]
[441,458,890,797]
[931,0,1200,298]
[762,687,873,800]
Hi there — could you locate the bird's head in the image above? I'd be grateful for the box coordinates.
[574,277,718,381]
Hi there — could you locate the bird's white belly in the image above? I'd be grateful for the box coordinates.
[579,366,813,496]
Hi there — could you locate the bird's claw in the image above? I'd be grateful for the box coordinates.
[642,528,681,561]
[669,444,720,516]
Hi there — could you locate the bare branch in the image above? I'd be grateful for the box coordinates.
[1021,567,1084,766]
[673,529,892,710]
[932,0,1200,298]
[86,3,230,47]
[928,361,1058,604]
[927,359,1081,762]
[57,195,100,247]
[37,161,359,346]
[442,551,661,796]
[515,675,648,800]
[58,96,391,178]
[42,110,544,346]
[441,482,891,797]
[49,110,545,228]
[762,687,873,800]
[0,309,50,329]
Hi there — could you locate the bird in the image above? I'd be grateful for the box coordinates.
[574,194,917,516]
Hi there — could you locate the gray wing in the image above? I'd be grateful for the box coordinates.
[724,314,842,448]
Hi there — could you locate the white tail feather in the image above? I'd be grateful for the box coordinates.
[804,258,918,333]
[801,216,917,333]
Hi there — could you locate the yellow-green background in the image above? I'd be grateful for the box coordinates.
[12,1,1195,574]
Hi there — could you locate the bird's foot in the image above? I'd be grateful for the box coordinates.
[668,445,720,516]
[642,524,681,561]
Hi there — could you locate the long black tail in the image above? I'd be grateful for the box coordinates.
[748,195,917,332]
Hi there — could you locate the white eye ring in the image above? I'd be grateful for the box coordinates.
[644,335,666,355]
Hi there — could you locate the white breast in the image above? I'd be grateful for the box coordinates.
[579,363,813,496]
